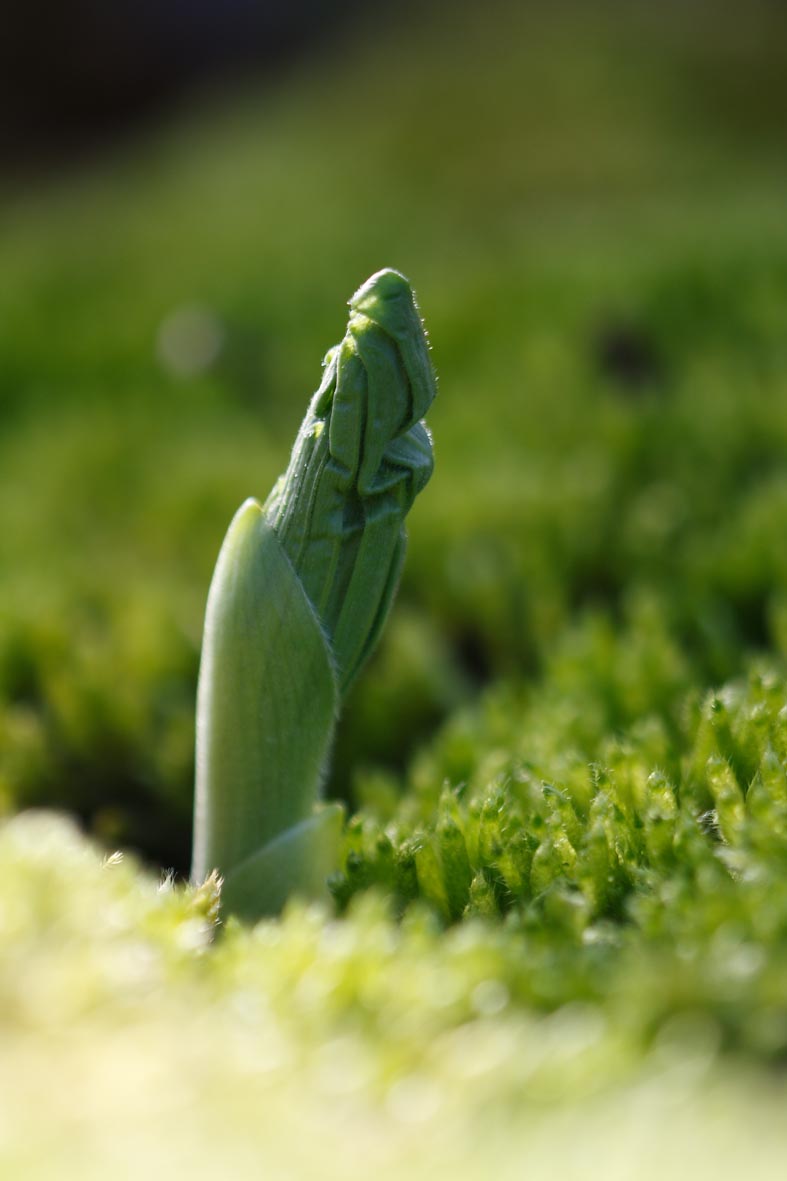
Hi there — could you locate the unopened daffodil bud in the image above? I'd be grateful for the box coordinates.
[191,269,436,919]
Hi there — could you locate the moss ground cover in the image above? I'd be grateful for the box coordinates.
[2,0,787,1173]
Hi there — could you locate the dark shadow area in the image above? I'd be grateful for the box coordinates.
[0,0,364,171]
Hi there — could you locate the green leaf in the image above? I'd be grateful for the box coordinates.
[222,803,345,920]
[192,499,339,887]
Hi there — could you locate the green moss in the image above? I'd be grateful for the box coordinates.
[2,803,787,1178]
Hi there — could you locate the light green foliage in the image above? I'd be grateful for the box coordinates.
[4,792,787,1179]
[192,271,435,915]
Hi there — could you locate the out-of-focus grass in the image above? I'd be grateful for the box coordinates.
[1,0,786,868]
[3,3,787,1173]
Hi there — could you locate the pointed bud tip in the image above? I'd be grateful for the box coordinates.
[350,268,414,317]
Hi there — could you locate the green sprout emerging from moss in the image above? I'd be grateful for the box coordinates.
[191,270,437,919]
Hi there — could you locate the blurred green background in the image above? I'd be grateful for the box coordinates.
[1,0,786,875]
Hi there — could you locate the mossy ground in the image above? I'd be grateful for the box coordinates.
[2,0,787,1174]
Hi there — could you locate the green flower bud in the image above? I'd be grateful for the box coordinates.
[191,270,436,919]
